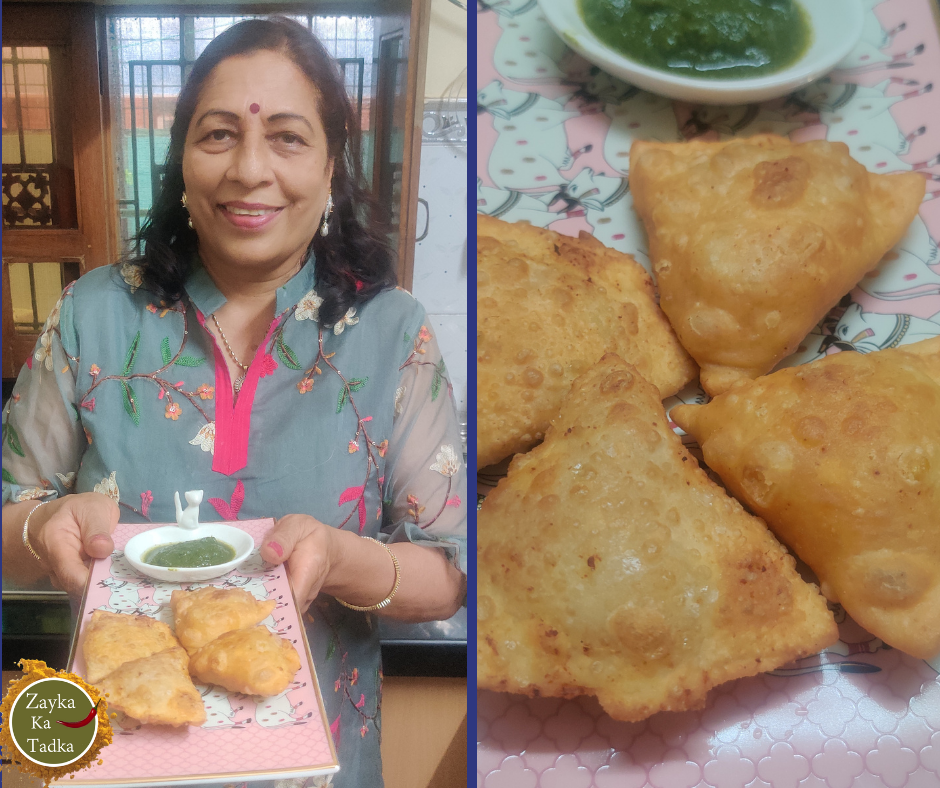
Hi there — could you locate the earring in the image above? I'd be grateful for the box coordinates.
[181,192,193,229]
[320,190,333,237]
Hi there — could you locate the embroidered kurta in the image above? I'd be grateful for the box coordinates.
[1,259,467,788]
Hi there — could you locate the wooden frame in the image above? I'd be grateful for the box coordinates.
[2,3,116,377]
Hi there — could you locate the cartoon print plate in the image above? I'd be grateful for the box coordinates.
[477,0,940,783]
[65,519,339,787]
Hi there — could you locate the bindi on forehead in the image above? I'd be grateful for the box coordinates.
[249,103,261,114]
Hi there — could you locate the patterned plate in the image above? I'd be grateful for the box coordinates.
[64,519,338,787]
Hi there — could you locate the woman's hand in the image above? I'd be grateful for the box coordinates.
[260,516,465,621]
[24,493,120,596]
[260,514,339,611]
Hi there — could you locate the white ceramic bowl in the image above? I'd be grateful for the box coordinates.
[123,524,254,582]
[538,0,864,105]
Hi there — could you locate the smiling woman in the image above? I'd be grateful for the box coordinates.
[1,17,467,788]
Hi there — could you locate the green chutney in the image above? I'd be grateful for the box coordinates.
[143,536,236,568]
[579,0,812,79]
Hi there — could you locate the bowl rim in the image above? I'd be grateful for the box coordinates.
[123,524,254,579]
[536,0,865,102]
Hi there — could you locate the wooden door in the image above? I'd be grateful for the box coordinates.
[2,3,115,380]
[373,0,432,289]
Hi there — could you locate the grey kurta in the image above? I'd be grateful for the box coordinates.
[2,258,467,788]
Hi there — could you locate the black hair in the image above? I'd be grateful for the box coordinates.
[125,16,396,325]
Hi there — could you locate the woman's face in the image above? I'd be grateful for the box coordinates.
[182,50,333,280]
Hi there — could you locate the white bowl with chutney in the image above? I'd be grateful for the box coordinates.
[538,0,864,105]
[124,524,254,582]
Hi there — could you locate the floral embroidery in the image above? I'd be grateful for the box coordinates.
[94,471,120,503]
[295,289,323,321]
[259,353,278,378]
[394,386,405,416]
[332,306,359,335]
[446,495,461,508]
[121,262,143,292]
[34,332,54,371]
[430,444,461,477]
[348,440,359,454]
[15,487,55,502]
[196,384,214,400]
[189,422,215,454]
[322,612,380,747]
[81,305,212,431]
[297,378,314,394]
[146,303,158,314]
[407,494,425,521]
[209,480,245,520]
[377,440,388,458]
[418,325,432,343]
[55,472,76,489]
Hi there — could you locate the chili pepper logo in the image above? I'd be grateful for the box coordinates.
[0,659,112,782]
[57,699,102,729]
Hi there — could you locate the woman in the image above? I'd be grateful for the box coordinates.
[1,17,466,787]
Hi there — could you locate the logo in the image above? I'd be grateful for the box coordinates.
[0,660,112,784]
[9,677,98,766]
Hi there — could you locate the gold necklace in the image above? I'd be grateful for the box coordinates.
[211,313,250,393]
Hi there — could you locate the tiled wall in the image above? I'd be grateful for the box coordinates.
[410,101,468,445]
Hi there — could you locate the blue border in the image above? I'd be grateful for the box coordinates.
[466,1,479,783]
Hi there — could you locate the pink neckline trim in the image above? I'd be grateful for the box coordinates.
[197,309,284,475]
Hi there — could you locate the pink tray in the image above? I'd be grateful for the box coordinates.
[63,519,339,787]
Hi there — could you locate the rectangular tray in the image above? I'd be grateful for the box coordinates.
[59,519,339,787]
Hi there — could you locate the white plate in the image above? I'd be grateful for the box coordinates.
[124,523,254,582]
[537,0,865,104]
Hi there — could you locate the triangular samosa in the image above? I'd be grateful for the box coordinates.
[171,587,276,653]
[630,135,925,396]
[82,609,181,683]
[478,354,837,721]
[97,647,206,727]
[672,337,940,659]
[477,215,697,468]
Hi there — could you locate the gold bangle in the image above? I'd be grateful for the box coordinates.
[22,499,50,563]
[336,537,401,612]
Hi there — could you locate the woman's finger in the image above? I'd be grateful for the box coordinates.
[260,514,315,564]
[43,526,92,597]
[37,494,120,597]
[74,495,120,559]
[262,515,333,609]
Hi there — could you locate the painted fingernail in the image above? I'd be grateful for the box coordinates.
[267,541,284,557]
